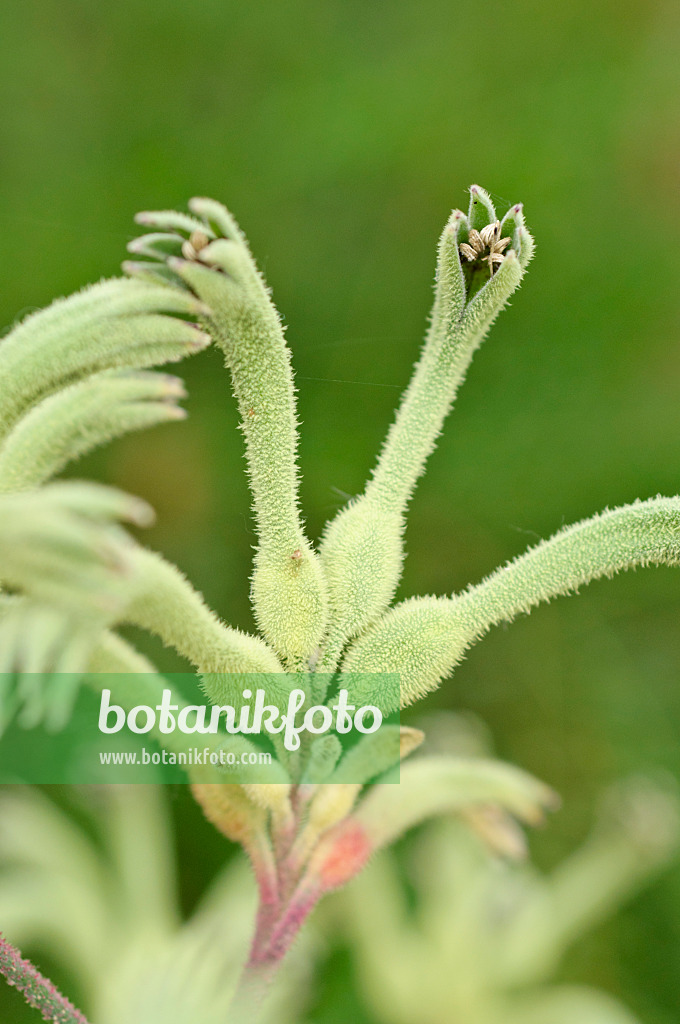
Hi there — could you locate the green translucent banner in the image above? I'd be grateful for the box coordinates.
[0,673,401,784]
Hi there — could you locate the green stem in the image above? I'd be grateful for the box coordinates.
[366,251,522,513]
[343,496,680,710]
[85,631,202,757]
[124,549,283,674]
[463,496,680,632]
[227,962,277,1024]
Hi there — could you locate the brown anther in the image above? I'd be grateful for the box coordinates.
[181,231,211,262]
[247,407,256,418]
[291,549,302,561]
[189,230,211,253]
[459,220,511,277]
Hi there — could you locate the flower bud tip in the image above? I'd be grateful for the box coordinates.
[186,330,212,352]
[159,374,187,396]
[125,497,156,527]
[164,405,188,420]
[121,260,146,277]
[167,256,189,272]
[189,300,213,316]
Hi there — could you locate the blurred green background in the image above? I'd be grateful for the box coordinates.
[1,0,680,1019]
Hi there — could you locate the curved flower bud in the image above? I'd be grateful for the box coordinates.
[0,481,151,617]
[128,200,328,669]
[352,755,558,854]
[0,278,209,440]
[0,370,187,492]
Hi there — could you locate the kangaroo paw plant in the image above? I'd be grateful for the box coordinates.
[1,185,680,1021]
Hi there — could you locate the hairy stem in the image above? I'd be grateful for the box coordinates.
[0,933,91,1024]
[86,631,222,758]
[463,496,680,629]
[148,198,328,666]
[366,245,521,514]
[343,497,680,709]
[124,548,283,674]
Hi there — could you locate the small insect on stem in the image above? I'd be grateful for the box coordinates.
[181,230,211,261]
[459,221,511,276]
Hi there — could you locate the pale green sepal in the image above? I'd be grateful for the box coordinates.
[1,277,207,350]
[301,735,343,784]
[0,601,97,732]
[467,184,497,231]
[500,202,525,246]
[499,204,534,270]
[0,482,152,617]
[0,280,209,439]
[127,233,185,260]
[354,755,558,852]
[433,209,467,323]
[516,225,535,270]
[135,209,217,238]
[456,249,524,341]
[121,261,189,289]
[188,197,246,243]
[329,725,404,785]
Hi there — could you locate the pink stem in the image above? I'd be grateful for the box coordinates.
[251,878,321,968]
[232,806,372,1016]
[0,933,91,1024]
